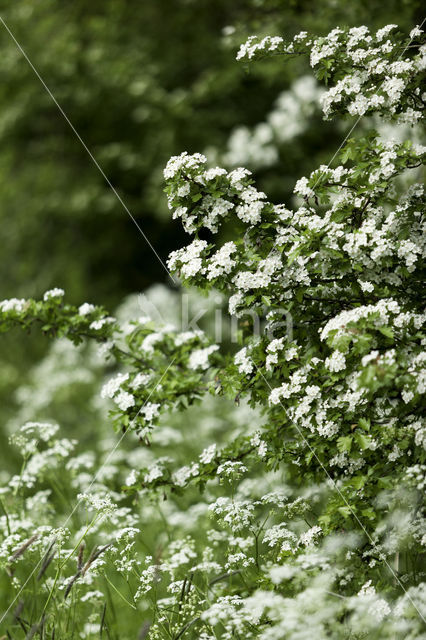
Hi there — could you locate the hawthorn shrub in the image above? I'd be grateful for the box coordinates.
[0,23,425,640]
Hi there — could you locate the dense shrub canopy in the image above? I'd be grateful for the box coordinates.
[0,7,425,640]
[0,0,422,303]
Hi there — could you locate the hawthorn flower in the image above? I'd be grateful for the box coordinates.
[89,317,115,331]
[163,151,207,179]
[0,298,27,312]
[188,345,219,370]
[325,350,346,372]
[0,22,424,639]
[141,402,160,422]
[207,242,237,280]
[43,288,64,301]
[130,372,151,389]
[217,461,247,479]
[172,463,199,487]
[114,391,135,411]
[234,346,254,374]
[299,525,322,547]
[78,303,96,316]
[199,443,217,464]
[100,373,129,399]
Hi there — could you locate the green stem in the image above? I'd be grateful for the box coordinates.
[103,574,137,610]
[0,496,11,535]
[41,514,99,618]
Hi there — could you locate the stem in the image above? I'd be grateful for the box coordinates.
[103,574,137,610]
[41,514,98,618]
[0,496,11,536]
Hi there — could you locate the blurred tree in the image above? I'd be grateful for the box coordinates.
[0,0,420,305]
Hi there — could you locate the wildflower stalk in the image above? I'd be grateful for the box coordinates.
[102,574,137,610]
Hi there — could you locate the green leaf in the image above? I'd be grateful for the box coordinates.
[358,418,370,432]
[318,514,331,528]
[355,432,371,450]
[337,436,353,453]
[378,476,393,489]
[351,475,367,490]
[338,506,353,519]
[378,326,394,339]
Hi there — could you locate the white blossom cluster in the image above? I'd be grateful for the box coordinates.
[164,152,269,236]
[237,25,425,123]
[163,25,425,499]
[0,20,425,640]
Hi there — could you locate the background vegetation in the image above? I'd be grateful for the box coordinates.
[0,0,421,430]
[0,1,424,637]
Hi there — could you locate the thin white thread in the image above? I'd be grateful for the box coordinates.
[301,18,425,190]
[252,25,426,619]
[0,13,177,625]
[257,366,426,622]
[283,18,426,232]
[0,16,176,286]
[0,11,424,628]
[0,357,176,625]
